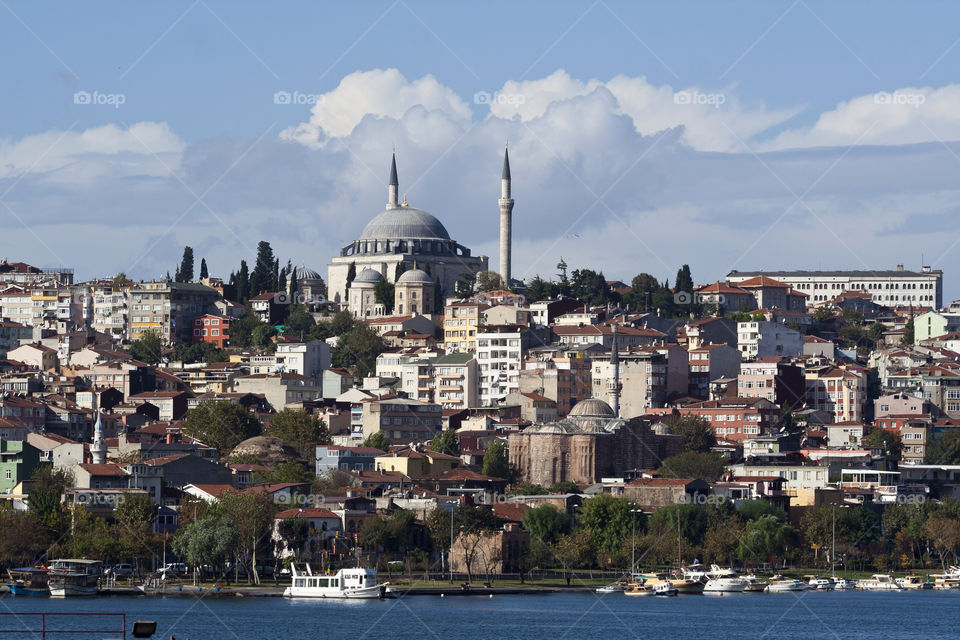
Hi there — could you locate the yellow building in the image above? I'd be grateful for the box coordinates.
[374,447,459,479]
[443,302,488,353]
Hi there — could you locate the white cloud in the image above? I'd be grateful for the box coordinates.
[279,68,471,147]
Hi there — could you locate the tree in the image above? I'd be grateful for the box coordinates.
[276,517,310,562]
[430,429,459,457]
[254,460,315,485]
[363,431,388,451]
[521,504,570,544]
[739,514,799,566]
[328,310,356,336]
[569,269,610,306]
[813,307,834,324]
[476,270,505,293]
[864,428,903,459]
[578,494,634,561]
[226,311,262,349]
[199,257,209,280]
[664,415,716,453]
[674,264,694,299]
[481,440,510,479]
[128,330,163,365]
[552,530,592,585]
[451,504,500,581]
[112,273,128,289]
[373,278,395,314]
[332,323,386,379]
[236,260,250,303]
[345,262,356,294]
[902,317,915,345]
[285,305,315,339]
[526,275,557,303]
[924,517,960,571]
[172,515,238,581]
[28,466,73,534]
[177,246,194,282]
[0,510,49,567]
[656,451,728,482]
[925,430,960,464]
[212,492,274,584]
[182,401,262,456]
[249,241,276,297]
[114,493,158,570]
[266,409,329,459]
[394,262,408,280]
[252,323,278,348]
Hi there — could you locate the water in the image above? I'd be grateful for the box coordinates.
[0,590,956,639]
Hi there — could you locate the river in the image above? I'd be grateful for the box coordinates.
[0,590,954,639]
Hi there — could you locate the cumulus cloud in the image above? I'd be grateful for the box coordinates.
[279,68,471,147]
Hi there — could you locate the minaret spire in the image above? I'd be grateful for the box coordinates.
[387,150,399,208]
[91,408,106,465]
[498,142,514,286]
[609,324,621,417]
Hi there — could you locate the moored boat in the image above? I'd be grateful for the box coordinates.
[741,574,769,592]
[766,576,809,592]
[831,576,855,590]
[896,575,932,590]
[597,583,625,594]
[704,577,747,593]
[804,575,836,591]
[47,559,102,597]
[283,564,386,599]
[6,567,49,596]
[857,574,903,591]
[623,584,655,596]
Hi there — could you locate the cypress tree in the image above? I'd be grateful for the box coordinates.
[177,246,194,282]
[199,258,209,280]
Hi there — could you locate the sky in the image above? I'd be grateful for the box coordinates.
[4,1,960,298]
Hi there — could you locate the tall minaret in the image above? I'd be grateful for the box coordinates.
[387,150,399,209]
[498,143,514,286]
[91,409,106,465]
[608,324,621,417]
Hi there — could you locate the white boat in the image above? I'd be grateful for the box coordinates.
[48,559,102,597]
[930,567,960,590]
[896,575,932,590]
[704,577,747,593]
[596,583,625,594]
[804,575,835,591]
[653,582,678,596]
[831,576,855,590]
[741,575,769,592]
[709,564,737,578]
[857,574,903,591]
[766,576,809,592]
[283,564,386,599]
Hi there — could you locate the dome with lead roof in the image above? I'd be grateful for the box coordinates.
[568,398,616,418]
[359,207,451,241]
[353,268,384,284]
[396,268,433,284]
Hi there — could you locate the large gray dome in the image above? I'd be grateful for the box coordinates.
[353,268,384,284]
[359,206,451,241]
[290,264,323,282]
[569,398,615,418]
[397,268,432,284]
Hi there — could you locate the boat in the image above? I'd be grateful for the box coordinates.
[831,577,855,590]
[623,584,655,596]
[709,564,737,578]
[741,575,769,592]
[931,567,960,590]
[47,559,102,597]
[6,567,49,596]
[857,574,903,591]
[766,576,810,592]
[704,577,747,593]
[896,575,932,590]
[596,583,625,594]
[283,564,387,599]
[804,575,835,591]
[670,575,706,594]
[653,582,678,596]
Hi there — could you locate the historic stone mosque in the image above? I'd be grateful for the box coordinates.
[326,148,515,313]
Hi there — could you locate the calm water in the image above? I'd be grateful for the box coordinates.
[0,590,956,639]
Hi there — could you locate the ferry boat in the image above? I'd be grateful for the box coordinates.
[6,567,49,596]
[896,575,932,590]
[857,574,903,591]
[283,564,386,599]
[703,577,747,593]
[766,576,809,592]
[48,559,102,597]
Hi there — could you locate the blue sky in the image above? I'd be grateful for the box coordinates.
[4,1,960,298]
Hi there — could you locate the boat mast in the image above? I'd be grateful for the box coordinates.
[677,507,681,570]
[831,506,836,576]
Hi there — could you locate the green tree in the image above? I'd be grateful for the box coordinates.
[902,317,915,345]
[345,262,356,294]
[236,260,250,303]
[176,246,194,282]
[249,241,276,297]
[254,460,315,485]
[0,510,49,568]
[276,517,310,561]
[925,429,960,464]
[284,305,315,339]
[739,514,799,566]
[28,466,73,534]
[550,481,580,494]
[373,278,395,314]
[552,529,593,585]
[569,269,611,306]
[481,440,510,479]
[128,330,163,365]
[674,264,694,298]
[252,323,278,348]
[526,275,558,303]
[430,429,459,457]
[737,499,786,522]
[363,431,388,451]
[864,428,903,458]
[332,323,386,379]
[112,272,129,289]
[172,515,238,580]
[199,257,209,280]
[521,504,570,544]
[656,451,728,481]
[182,401,262,456]
[226,311,262,349]
[328,310,356,336]
[212,492,274,584]
[476,270,505,292]
[114,493,158,570]
[578,494,634,561]
[451,503,500,581]
[664,414,716,453]
[266,409,329,459]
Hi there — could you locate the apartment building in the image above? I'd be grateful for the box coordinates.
[360,396,442,442]
[127,281,221,343]
[737,321,803,360]
[914,311,960,342]
[86,281,128,337]
[688,344,741,399]
[804,365,867,423]
[443,302,488,353]
[477,327,525,406]
[648,397,780,442]
[519,354,593,416]
[727,267,943,308]
[591,351,668,418]
[738,358,805,410]
[192,314,231,349]
[400,352,478,410]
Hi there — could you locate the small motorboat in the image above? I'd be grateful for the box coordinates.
[896,575,932,590]
[623,584,655,596]
[766,576,810,592]
[804,575,836,591]
[653,582,678,596]
[831,576,855,590]
[596,583,625,594]
[6,567,49,596]
[704,577,747,593]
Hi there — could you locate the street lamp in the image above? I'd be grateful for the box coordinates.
[630,508,643,577]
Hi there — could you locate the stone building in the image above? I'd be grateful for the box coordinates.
[508,398,682,486]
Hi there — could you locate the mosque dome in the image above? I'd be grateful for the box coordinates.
[568,398,616,418]
[290,264,323,282]
[353,268,384,285]
[359,207,451,241]
[396,268,433,284]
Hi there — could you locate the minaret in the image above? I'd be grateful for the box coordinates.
[387,150,399,209]
[608,324,621,417]
[498,143,514,286]
[91,409,106,465]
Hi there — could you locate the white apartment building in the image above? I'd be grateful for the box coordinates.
[727,267,943,308]
[737,321,803,360]
[477,328,524,406]
[0,285,83,330]
[246,340,331,381]
[590,351,668,418]
[86,282,128,337]
[400,352,478,410]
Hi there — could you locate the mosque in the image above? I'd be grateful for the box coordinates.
[326,149,514,313]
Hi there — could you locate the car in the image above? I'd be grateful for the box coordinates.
[158,563,188,577]
[106,563,134,578]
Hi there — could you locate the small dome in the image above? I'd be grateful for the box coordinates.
[397,268,432,284]
[290,264,323,282]
[230,436,299,465]
[359,207,451,241]
[569,398,615,418]
[353,268,384,284]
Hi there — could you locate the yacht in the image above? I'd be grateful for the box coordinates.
[704,576,747,593]
[741,574,769,592]
[931,567,960,590]
[766,576,809,592]
[48,559,102,597]
[283,564,386,599]
[896,575,932,590]
[597,583,626,594]
[709,564,737,578]
[804,575,836,591]
[671,574,706,594]
[6,567,49,596]
[857,574,903,591]
[831,576,855,590]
